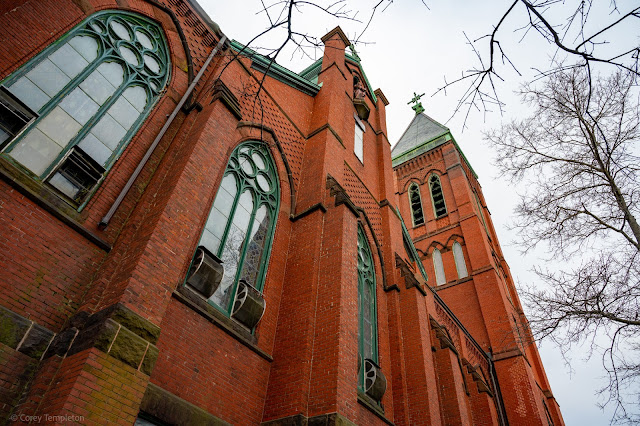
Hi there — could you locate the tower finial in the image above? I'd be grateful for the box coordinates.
[408,92,425,115]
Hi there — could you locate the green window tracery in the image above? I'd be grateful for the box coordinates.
[0,10,170,207]
[357,225,378,390]
[195,141,279,315]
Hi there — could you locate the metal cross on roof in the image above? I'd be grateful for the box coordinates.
[408,92,425,114]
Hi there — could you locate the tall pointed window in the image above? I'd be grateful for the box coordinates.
[408,183,424,226]
[452,242,468,279]
[429,174,447,218]
[357,225,386,403]
[358,225,378,375]
[189,141,279,320]
[0,11,170,207]
[433,248,446,285]
[354,114,365,163]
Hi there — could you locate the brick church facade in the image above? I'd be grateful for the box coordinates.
[0,0,563,424]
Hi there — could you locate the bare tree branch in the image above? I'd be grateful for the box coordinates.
[438,0,640,124]
[488,67,640,422]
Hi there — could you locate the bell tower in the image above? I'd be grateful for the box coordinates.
[392,109,563,425]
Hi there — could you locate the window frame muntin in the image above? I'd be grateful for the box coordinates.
[0,86,38,150]
[0,10,171,210]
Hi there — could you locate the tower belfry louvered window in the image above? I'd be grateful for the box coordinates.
[409,183,424,226]
[429,175,447,218]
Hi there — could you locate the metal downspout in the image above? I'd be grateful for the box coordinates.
[430,289,509,425]
[99,35,228,228]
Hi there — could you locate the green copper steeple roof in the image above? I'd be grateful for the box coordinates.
[391,113,449,162]
[391,113,478,178]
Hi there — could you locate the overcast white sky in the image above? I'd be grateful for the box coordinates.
[198,1,638,423]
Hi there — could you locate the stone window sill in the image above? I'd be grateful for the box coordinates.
[0,156,111,251]
[434,276,473,290]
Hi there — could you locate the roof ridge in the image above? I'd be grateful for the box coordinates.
[421,112,449,131]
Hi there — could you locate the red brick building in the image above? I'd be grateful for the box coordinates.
[0,0,563,424]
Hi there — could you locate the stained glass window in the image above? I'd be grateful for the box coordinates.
[0,11,170,207]
[408,183,424,226]
[194,141,279,314]
[357,225,378,390]
[429,174,447,218]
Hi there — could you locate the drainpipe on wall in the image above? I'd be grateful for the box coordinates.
[99,34,228,228]
[430,289,510,425]
[488,350,510,426]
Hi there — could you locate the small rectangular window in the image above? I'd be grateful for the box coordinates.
[354,114,365,163]
[47,146,105,203]
[0,86,37,150]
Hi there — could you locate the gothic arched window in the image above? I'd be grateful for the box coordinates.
[452,241,468,279]
[408,183,424,226]
[194,141,279,315]
[432,248,446,285]
[357,225,378,387]
[0,11,170,207]
[429,174,447,218]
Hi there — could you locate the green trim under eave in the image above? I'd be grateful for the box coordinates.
[392,131,478,178]
[299,59,322,81]
[230,40,321,96]
[397,208,429,281]
[298,54,378,104]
